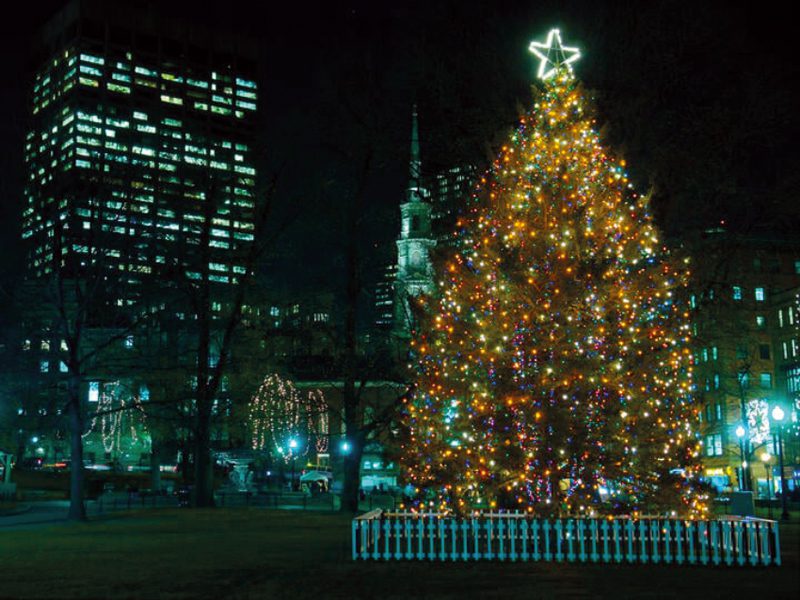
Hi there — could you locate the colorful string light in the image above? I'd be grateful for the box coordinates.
[401,61,707,517]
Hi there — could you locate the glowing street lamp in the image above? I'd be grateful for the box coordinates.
[770,405,790,520]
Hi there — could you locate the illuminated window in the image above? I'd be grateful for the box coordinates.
[161,95,183,106]
[705,434,723,457]
[755,315,765,329]
[40,360,49,373]
[759,373,772,389]
[80,54,104,65]
[755,287,765,302]
[88,382,99,402]
[732,286,742,301]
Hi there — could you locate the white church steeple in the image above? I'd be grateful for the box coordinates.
[394,106,436,337]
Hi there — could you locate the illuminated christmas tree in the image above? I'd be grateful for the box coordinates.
[402,30,706,517]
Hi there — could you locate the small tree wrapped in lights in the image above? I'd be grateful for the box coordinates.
[401,30,706,517]
[248,374,328,464]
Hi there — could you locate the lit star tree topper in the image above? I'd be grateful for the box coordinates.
[401,30,707,518]
[528,29,581,80]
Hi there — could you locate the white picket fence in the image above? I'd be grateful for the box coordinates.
[351,510,781,566]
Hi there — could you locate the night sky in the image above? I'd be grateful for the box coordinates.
[2,0,798,304]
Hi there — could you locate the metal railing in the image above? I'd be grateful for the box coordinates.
[352,510,781,566]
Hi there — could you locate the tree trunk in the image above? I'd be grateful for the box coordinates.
[193,407,214,507]
[149,438,161,493]
[191,181,215,508]
[67,377,86,521]
[342,440,363,513]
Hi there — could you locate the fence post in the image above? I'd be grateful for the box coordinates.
[747,522,758,567]
[498,518,506,561]
[393,519,403,560]
[565,519,575,562]
[485,518,494,560]
[674,521,684,565]
[638,520,648,563]
[542,519,551,561]
[405,518,414,560]
[772,521,781,567]
[612,520,622,563]
[590,519,599,562]
[601,520,611,563]
[721,521,733,566]
[520,519,530,562]
[428,518,436,560]
[698,521,709,565]
[532,519,541,561]
[710,521,720,566]
[650,520,660,564]
[553,519,563,562]
[461,520,470,561]
[351,519,358,560]
[734,520,745,566]
[439,518,447,561]
[686,521,696,565]
[663,521,672,564]
[382,520,391,560]
[450,519,459,561]
[509,518,518,562]
[625,520,635,563]
[472,518,481,560]
[360,520,369,560]
[416,518,425,560]
[578,519,587,562]
[759,522,771,566]
[371,518,381,560]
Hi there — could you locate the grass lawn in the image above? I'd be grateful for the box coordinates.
[0,509,798,599]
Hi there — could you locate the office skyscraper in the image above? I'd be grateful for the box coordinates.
[23,0,258,301]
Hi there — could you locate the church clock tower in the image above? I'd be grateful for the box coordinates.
[394,106,436,338]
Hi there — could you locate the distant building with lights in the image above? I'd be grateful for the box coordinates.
[429,164,478,248]
[689,231,800,496]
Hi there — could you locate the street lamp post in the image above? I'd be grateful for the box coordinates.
[289,438,298,492]
[770,406,790,521]
[735,425,748,491]
[761,451,773,520]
